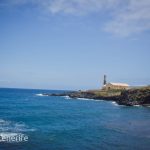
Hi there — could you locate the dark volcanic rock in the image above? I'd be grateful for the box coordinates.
[117,87,150,106]
[44,92,75,97]
[44,86,150,106]
[68,91,96,99]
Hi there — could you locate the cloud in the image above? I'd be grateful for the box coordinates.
[47,0,119,15]
[104,0,150,36]
[1,0,150,37]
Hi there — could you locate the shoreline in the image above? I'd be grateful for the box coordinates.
[42,86,150,106]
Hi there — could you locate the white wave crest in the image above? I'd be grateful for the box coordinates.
[0,119,36,133]
[112,101,119,106]
[35,93,47,96]
[76,98,105,102]
[134,105,141,107]
[77,98,101,101]
[63,96,71,99]
[78,98,91,100]
[14,122,36,132]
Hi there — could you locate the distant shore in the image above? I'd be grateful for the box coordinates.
[43,86,150,106]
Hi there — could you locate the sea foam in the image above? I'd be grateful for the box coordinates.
[134,105,141,107]
[36,93,47,96]
[0,119,36,133]
[77,98,101,101]
[63,96,71,99]
[111,101,119,106]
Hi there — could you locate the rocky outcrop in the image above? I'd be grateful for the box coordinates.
[117,87,150,106]
[46,86,150,106]
[68,91,120,101]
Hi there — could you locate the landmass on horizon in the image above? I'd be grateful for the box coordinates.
[43,75,150,106]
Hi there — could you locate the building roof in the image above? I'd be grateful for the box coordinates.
[108,83,129,87]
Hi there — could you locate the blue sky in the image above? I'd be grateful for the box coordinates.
[0,0,150,90]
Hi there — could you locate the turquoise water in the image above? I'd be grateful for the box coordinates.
[0,88,150,150]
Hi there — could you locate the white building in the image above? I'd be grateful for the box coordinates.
[103,83,129,90]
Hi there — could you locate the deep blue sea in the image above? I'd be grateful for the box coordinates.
[0,88,150,150]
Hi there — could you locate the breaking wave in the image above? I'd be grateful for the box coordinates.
[35,93,47,96]
[111,101,119,106]
[77,98,101,102]
[134,105,141,107]
[77,98,93,100]
[0,119,36,133]
[63,96,71,99]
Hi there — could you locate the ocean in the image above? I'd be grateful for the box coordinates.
[0,88,150,150]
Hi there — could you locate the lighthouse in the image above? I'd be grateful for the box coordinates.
[103,75,107,85]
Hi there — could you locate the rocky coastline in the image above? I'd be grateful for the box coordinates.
[44,86,150,106]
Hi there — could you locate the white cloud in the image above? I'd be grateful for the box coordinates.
[47,0,119,15]
[1,0,150,37]
[104,0,150,36]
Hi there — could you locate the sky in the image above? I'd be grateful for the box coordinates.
[0,0,150,90]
